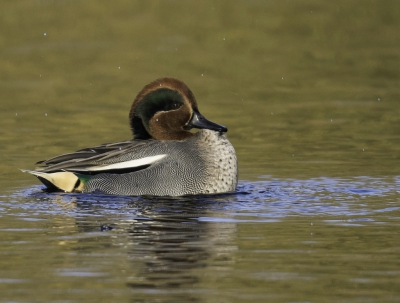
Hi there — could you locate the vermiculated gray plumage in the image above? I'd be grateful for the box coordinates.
[82,130,237,196]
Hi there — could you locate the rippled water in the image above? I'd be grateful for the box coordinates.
[10,177,400,221]
[2,177,400,302]
[2,0,400,302]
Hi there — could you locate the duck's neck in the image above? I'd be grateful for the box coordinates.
[131,116,152,140]
[151,130,194,141]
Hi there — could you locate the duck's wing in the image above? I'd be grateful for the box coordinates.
[35,140,168,174]
[23,139,169,192]
[36,140,133,165]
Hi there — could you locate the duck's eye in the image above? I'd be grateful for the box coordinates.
[159,101,182,112]
[167,102,181,110]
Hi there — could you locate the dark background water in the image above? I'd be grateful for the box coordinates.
[1,1,400,302]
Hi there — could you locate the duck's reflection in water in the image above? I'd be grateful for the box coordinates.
[69,193,237,299]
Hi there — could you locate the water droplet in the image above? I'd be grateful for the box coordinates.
[310,222,313,226]
[331,119,333,122]
[281,77,284,80]
[43,32,47,36]
[118,66,120,69]
[377,98,380,101]
[271,112,273,115]
[15,113,18,116]
[45,113,47,116]
[223,37,225,40]
[39,75,41,78]
[201,74,204,76]
[119,147,122,150]
[156,118,158,122]
[362,148,365,151]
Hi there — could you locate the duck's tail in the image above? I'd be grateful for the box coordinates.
[20,169,83,192]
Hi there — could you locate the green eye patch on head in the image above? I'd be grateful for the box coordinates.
[136,88,184,122]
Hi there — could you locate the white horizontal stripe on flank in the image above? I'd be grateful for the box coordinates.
[86,154,167,171]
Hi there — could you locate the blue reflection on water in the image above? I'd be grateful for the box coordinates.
[8,176,400,224]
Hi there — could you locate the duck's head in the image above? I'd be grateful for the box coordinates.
[129,78,227,140]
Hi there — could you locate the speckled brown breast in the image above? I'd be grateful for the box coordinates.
[194,130,238,194]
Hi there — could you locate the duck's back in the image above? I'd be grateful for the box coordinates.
[83,130,237,196]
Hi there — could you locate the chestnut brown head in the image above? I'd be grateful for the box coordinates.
[129,78,227,141]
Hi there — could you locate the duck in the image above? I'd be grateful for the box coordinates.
[22,77,238,196]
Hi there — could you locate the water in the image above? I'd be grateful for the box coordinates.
[1,1,400,302]
[2,178,400,302]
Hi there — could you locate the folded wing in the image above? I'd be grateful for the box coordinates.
[23,140,169,192]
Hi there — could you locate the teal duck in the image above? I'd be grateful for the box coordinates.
[22,78,238,196]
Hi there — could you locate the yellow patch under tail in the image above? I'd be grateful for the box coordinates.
[21,169,80,192]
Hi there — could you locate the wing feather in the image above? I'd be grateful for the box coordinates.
[35,140,168,174]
